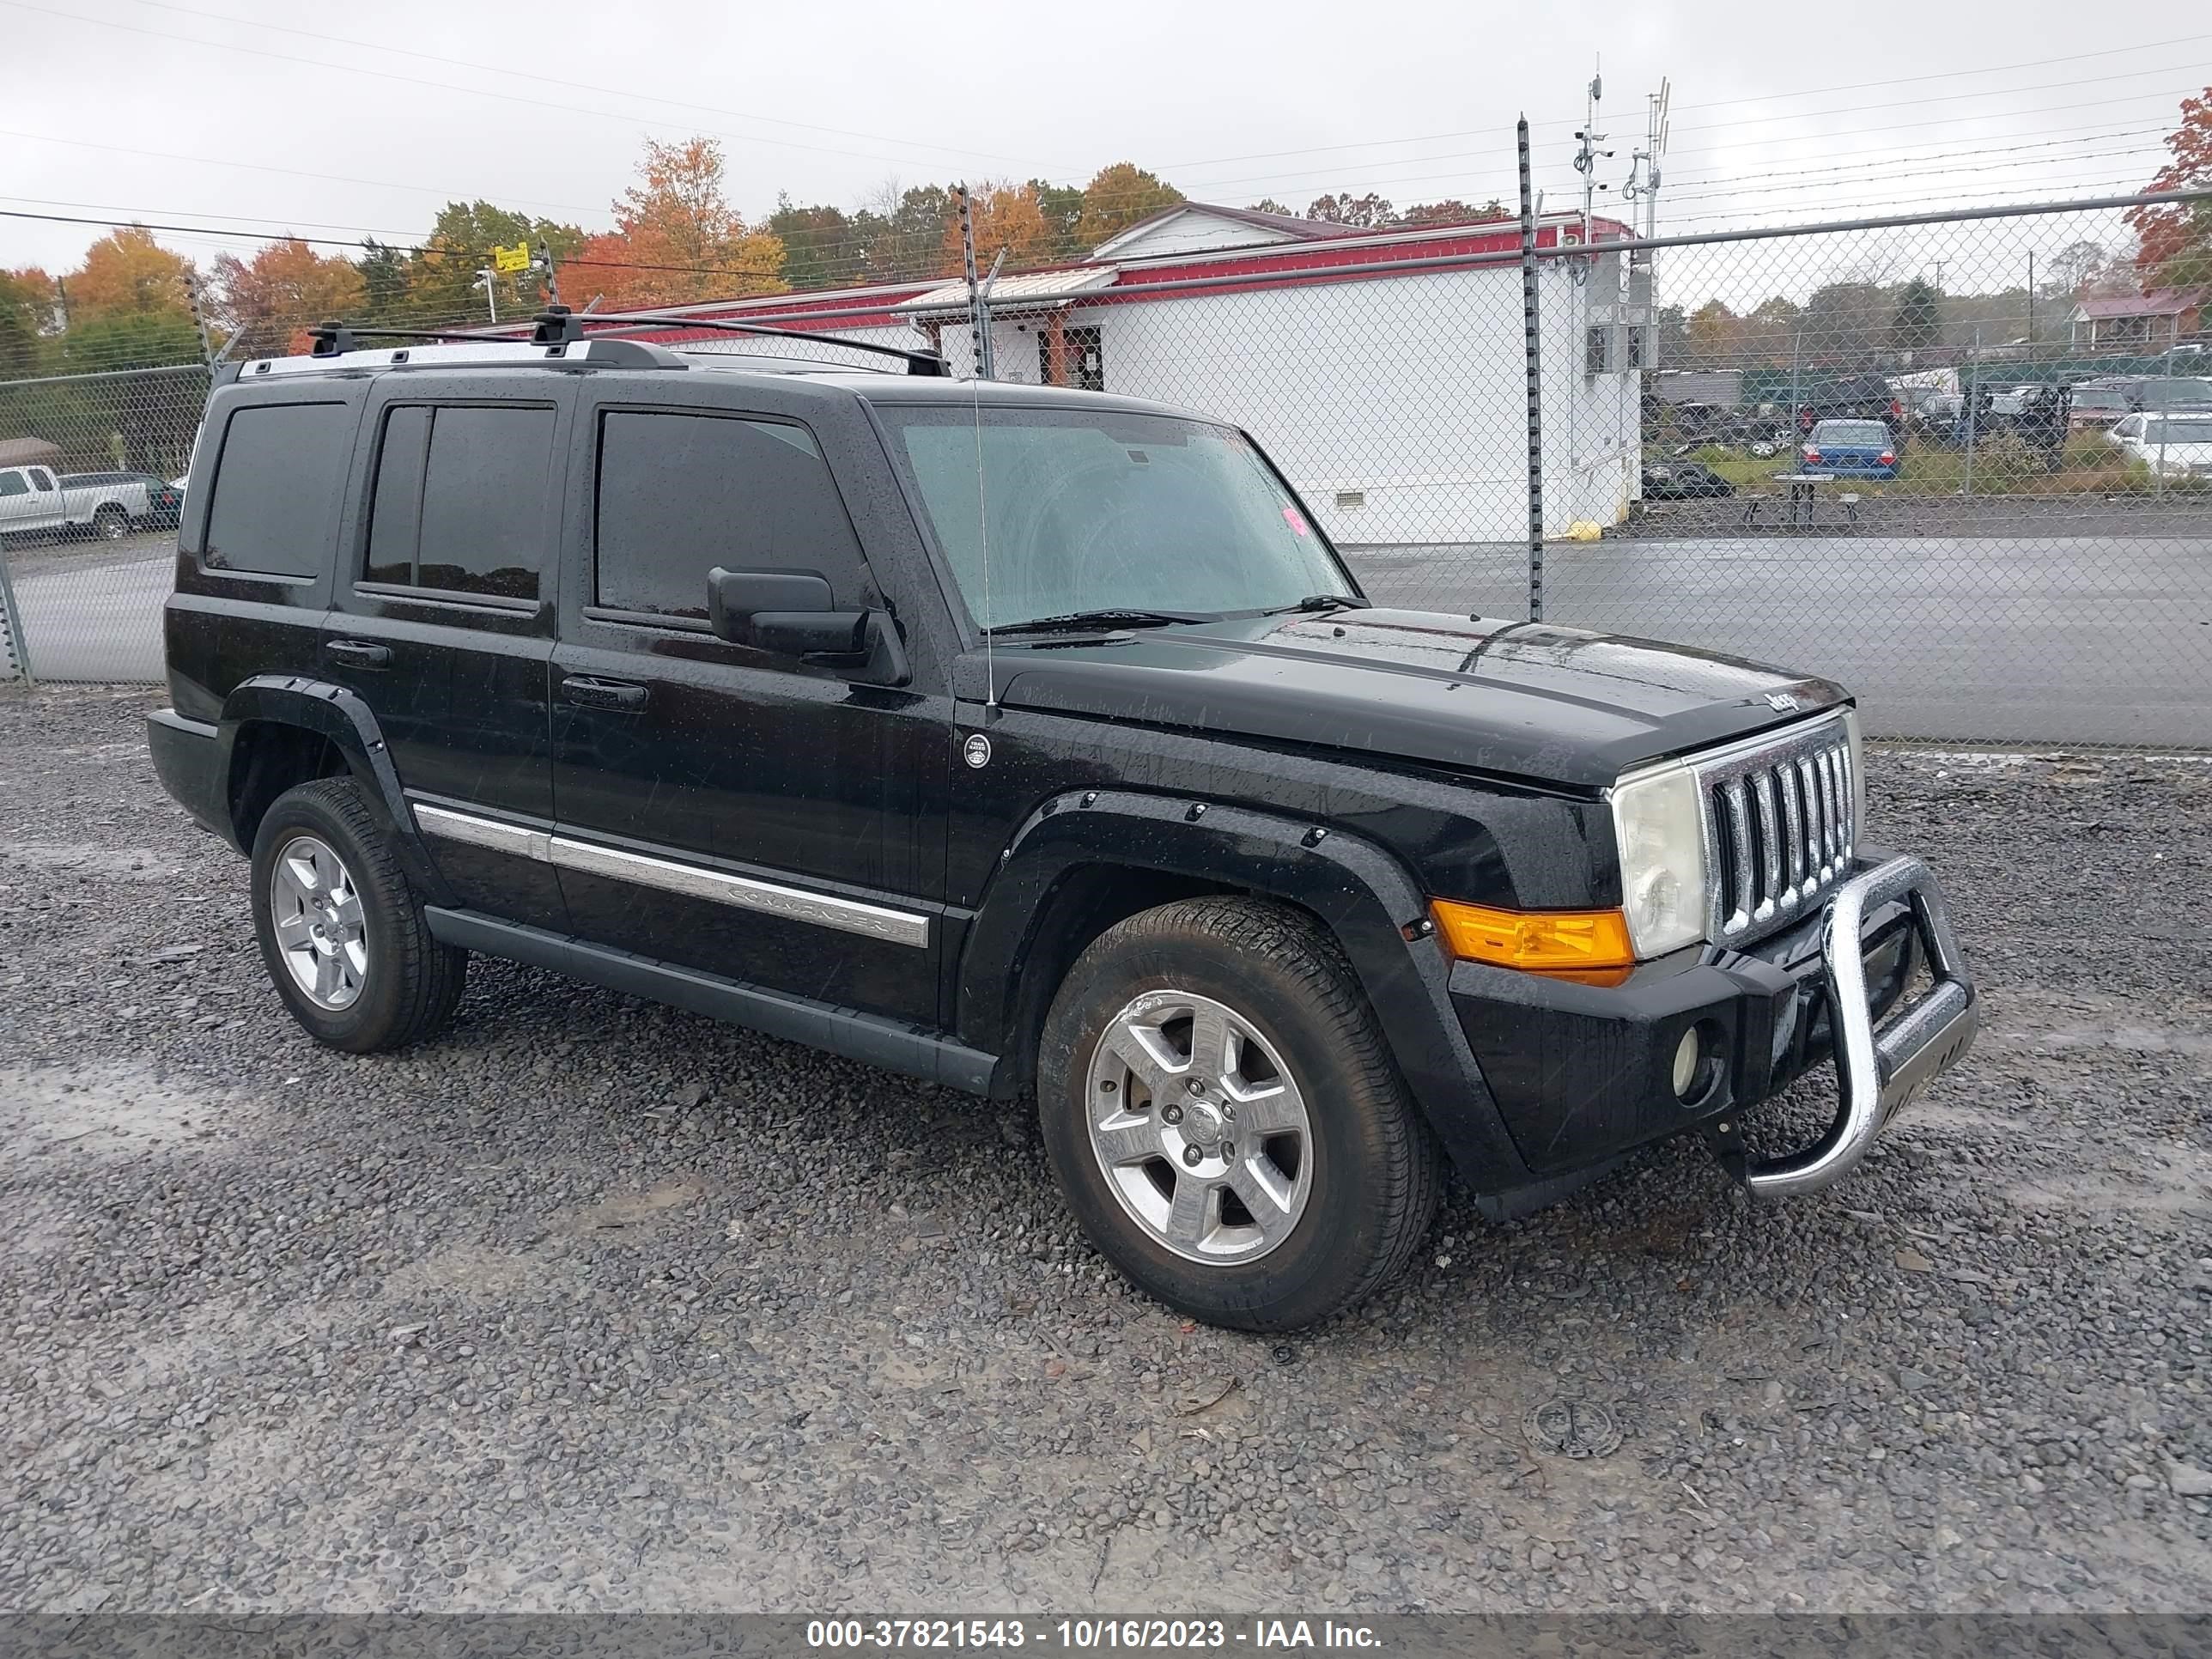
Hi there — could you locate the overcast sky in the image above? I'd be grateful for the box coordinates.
[1,0,2201,281]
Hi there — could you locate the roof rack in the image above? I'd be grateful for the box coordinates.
[528,306,949,376]
[307,321,495,357]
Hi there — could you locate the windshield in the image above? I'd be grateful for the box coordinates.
[1813,421,1888,445]
[879,405,1354,630]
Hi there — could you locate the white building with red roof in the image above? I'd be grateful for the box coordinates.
[618,202,1649,549]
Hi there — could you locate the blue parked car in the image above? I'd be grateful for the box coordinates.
[1802,418,1900,480]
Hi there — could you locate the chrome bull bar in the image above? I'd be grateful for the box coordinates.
[1743,854,1979,1198]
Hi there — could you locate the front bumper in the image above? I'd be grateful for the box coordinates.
[1447,852,1977,1201]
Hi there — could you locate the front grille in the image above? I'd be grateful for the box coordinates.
[1699,715,1857,944]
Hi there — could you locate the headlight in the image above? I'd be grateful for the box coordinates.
[1609,761,1709,958]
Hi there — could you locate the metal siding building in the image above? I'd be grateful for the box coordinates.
[629,204,1645,550]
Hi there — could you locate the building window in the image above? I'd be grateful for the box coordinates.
[1585,325,1610,375]
[1626,326,1646,372]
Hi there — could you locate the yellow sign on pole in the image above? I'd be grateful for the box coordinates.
[491,242,532,274]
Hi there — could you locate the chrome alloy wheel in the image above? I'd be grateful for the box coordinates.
[269,833,368,1010]
[1084,988,1314,1265]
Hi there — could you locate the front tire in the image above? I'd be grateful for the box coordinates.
[250,777,466,1052]
[1037,897,1443,1331]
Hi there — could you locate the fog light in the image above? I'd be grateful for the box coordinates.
[1672,1028,1702,1100]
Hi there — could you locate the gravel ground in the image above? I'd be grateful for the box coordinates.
[2,685,2208,1613]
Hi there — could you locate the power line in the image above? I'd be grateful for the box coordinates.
[110,0,1041,172]
[0,126,609,220]
[1146,33,2209,178]
[0,206,831,281]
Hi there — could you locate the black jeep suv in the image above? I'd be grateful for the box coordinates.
[147,320,1978,1331]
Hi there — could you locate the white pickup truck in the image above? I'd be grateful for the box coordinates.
[0,464,150,544]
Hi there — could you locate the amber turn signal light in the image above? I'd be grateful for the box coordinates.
[1428,899,1636,975]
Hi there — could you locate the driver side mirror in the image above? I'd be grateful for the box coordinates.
[706,567,910,686]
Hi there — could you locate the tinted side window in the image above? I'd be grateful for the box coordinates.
[0,472,26,498]
[594,410,870,621]
[204,403,352,576]
[363,405,429,586]
[362,404,555,600]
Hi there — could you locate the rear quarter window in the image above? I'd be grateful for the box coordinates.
[203,402,354,577]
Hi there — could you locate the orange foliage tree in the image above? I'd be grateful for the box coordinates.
[571,137,786,309]
[212,238,368,356]
[68,227,195,319]
[2127,87,2212,293]
[1073,163,1183,250]
[939,181,1057,277]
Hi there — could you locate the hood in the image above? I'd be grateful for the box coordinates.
[976,610,1847,790]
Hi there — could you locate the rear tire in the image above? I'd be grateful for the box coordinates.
[92,504,129,541]
[1037,896,1443,1332]
[250,776,466,1052]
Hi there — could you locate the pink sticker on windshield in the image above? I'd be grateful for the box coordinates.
[1282,507,1310,537]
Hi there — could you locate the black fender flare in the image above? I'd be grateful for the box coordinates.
[216,675,456,908]
[957,787,1531,1188]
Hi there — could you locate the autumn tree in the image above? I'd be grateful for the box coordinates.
[570,138,787,309]
[1399,199,1506,226]
[1305,192,1395,228]
[1682,300,1740,368]
[0,267,57,375]
[1073,163,1184,250]
[939,181,1055,277]
[2127,86,2212,292]
[212,239,368,356]
[1735,296,1805,366]
[68,227,195,320]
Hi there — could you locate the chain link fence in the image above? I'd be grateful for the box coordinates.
[0,361,204,683]
[2,184,2205,748]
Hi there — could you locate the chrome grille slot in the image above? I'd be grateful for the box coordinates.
[1698,714,1858,945]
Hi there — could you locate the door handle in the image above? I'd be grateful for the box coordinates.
[562,676,649,712]
[323,639,392,669]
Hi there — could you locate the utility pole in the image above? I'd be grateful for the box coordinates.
[2025,251,2034,365]
[474,269,499,324]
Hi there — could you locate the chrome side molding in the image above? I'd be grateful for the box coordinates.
[410,801,930,950]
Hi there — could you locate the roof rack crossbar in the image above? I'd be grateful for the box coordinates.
[307,321,502,358]
[527,307,949,376]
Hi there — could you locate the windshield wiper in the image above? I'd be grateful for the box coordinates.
[984,608,1216,637]
[1266,593,1367,615]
